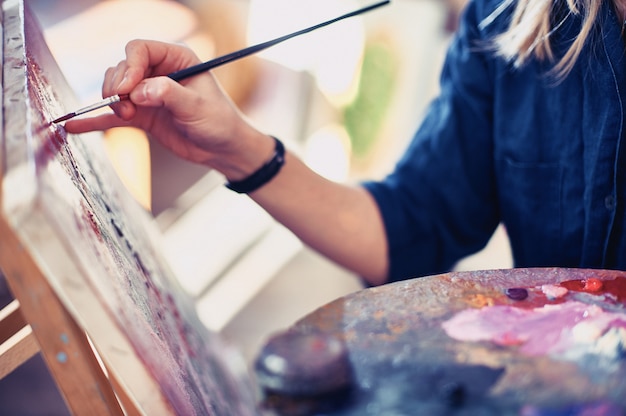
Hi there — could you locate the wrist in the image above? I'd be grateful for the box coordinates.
[208,129,275,177]
[225,136,285,193]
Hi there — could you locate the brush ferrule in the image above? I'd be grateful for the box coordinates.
[74,94,123,116]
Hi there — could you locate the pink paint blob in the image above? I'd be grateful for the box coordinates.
[541,284,569,300]
[442,301,626,357]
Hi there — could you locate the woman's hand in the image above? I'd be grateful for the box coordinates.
[64,39,263,170]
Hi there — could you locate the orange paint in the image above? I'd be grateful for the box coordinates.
[465,293,495,308]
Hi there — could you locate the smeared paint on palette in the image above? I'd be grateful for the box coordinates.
[443,300,626,357]
[1,1,257,414]
[441,274,626,414]
[277,268,626,415]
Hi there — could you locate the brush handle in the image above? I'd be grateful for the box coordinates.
[167,0,390,82]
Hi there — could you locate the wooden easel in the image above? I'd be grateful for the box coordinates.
[0,302,37,384]
[0,219,131,415]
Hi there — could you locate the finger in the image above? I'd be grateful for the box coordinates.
[100,64,131,119]
[130,77,170,107]
[116,65,144,94]
[130,76,208,123]
[124,39,200,79]
[102,66,119,98]
[110,99,137,121]
[63,113,130,134]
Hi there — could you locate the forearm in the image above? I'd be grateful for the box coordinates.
[248,148,389,286]
[203,124,388,285]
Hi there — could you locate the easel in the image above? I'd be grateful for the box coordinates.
[0,302,37,386]
[0,219,131,415]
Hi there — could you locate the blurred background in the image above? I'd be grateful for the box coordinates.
[1,0,513,413]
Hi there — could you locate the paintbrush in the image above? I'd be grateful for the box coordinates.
[52,0,390,124]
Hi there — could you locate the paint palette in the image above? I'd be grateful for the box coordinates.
[267,268,626,415]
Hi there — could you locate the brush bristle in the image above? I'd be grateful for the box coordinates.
[52,113,75,124]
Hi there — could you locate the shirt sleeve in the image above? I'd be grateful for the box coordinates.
[362,0,504,282]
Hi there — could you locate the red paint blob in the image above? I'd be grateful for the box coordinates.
[560,276,626,304]
[583,278,603,292]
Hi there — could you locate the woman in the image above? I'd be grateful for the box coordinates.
[65,0,626,286]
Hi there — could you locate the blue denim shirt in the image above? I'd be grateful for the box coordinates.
[364,0,626,282]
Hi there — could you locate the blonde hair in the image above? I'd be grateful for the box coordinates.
[487,0,602,79]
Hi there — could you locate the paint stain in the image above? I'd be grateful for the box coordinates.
[110,218,124,238]
[520,400,624,416]
[541,284,569,300]
[60,333,69,345]
[56,352,68,363]
[79,200,102,241]
[486,277,626,310]
[583,278,603,292]
[133,252,149,278]
[26,55,69,169]
[465,293,495,308]
[505,288,528,301]
[442,301,626,358]
[561,276,626,303]
[439,381,465,408]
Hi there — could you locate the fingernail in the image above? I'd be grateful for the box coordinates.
[142,82,152,100]
[132,82,150,104]
[118,70,130,90]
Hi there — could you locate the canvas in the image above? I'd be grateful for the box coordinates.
[0,0,258,414]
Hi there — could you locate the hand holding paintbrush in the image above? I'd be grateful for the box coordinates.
[63,0,389,179]
[53,0,389,124]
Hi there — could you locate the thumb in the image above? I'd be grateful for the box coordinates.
[130,77,172,107]
[130,76,202,121]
